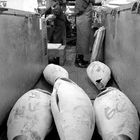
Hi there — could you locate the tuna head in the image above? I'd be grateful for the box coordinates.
[87,61,111,90]
[43,64,69,86]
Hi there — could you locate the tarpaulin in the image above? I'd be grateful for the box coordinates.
[104,1,140,113]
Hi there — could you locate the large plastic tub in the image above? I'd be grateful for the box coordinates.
[0,8,48,125]
[103,2,140,113]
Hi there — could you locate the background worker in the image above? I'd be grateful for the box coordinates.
[44,0,67,44]
[74,0,94,68]
[75,0,101,68]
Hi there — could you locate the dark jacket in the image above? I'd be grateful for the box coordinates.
[45,7,66,43]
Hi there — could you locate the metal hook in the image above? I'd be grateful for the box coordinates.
[131,1,140,14]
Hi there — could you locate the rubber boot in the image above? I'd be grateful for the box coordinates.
[75,54,89,68]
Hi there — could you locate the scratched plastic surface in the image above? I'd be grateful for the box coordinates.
[104,2,140,114]
[0,8,48,127]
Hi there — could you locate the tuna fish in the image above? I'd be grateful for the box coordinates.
[51,78,95,140]
[87,61,111,90]
[7,89,52,140]
[94,87,139,140]
[43,64,69,86]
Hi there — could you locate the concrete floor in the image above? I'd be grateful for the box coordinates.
[64,45,99,99]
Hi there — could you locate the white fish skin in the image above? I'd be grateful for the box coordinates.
[94,87,140,140]
[51,78,95,140]
[43,64,69,85]
[7,89,53,140]
[87,61,111,90]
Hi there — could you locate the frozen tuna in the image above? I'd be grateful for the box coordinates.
[51,78,95,140]
[7,89,52,140]
[87,61,111,90]
[43,64,69,85]
[94,87,139,140]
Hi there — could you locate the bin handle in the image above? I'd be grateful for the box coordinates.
[131,1,140,14]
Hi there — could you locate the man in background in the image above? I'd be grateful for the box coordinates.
[44,0,66,44]
[75,0,101,68]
